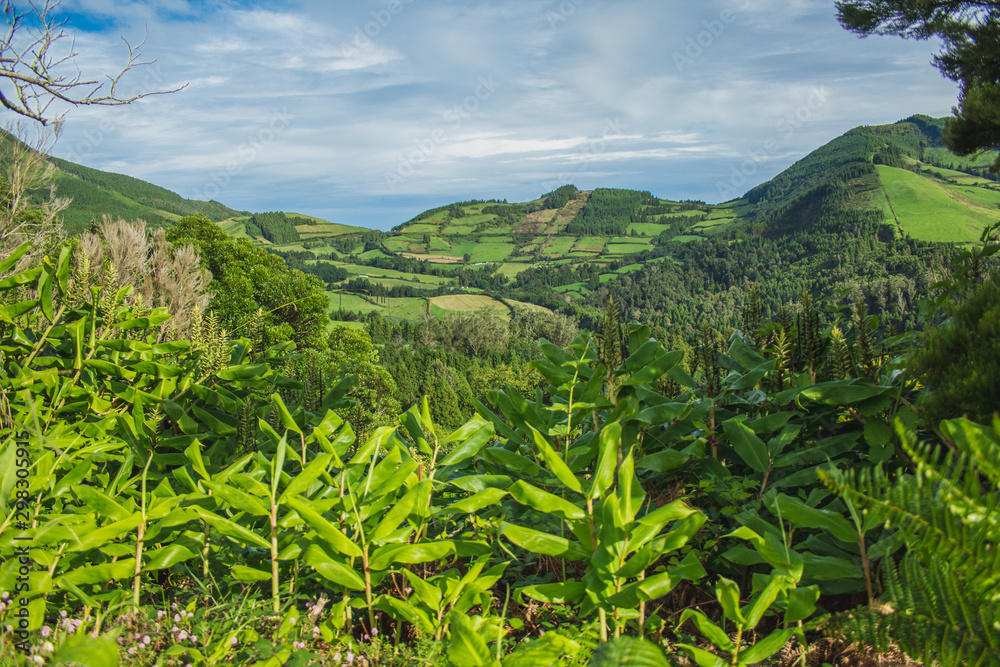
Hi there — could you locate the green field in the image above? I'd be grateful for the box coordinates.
[625,223,670,236]
[469,242,515,263]
[542,237,578,257]
[877,165,1000,243]
[604,243,652,255]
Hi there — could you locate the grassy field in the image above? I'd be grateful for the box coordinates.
[470,242,515,263]
[542,237,578,257]
[625,223,670,236]
[877,165,1000,243]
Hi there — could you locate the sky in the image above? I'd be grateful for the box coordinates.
[36,0,960,231]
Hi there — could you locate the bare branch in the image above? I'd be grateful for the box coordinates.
[0,0,186,126]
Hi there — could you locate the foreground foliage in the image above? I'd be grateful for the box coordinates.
[0,233,997,666]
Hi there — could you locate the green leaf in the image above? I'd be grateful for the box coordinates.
[369,541,464,571]
[144,543,199,571]
[674,644,726,667]
[58,559,135,587]
[722,418,770,473]
[278,453,334,503]
[285,497,362,558]
[715,577,745,626]
[520,581,586,604]
[508,481,586,521]
[371,481,427,542]
[677,609,734,652]
[447,610,494,667]
[271,433,288,499]
[738,628,795,665]
[799,381,891,405]
[528,426,583,494]
[742,573,792,629]
[302,544,366,590]
[232,565,272,582]
[622,349,683,386]
[588,637,669,667]
[71,487,130,523]
[270,392,303,434]
[202,481,270,517]
[499,523,589,561]
[784,585,820,624]
[49,632,120,667]
[589,421,620,499]
[771,493,857,543]
[506,632,581,667]
[636,448,690,473]
[439,421,494,467]
[438,488,508,515]
[192,507,269,549]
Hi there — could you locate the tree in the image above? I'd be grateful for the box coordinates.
[166,214,330,350]
[836,1,1000,170]
[0,0,184,126]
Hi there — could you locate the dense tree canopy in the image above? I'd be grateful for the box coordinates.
[166,214,330,349]
[837,0,1000,170]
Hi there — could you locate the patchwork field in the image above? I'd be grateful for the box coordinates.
[877,165,1000,243]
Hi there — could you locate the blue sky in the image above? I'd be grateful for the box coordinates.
[41,0,958,230]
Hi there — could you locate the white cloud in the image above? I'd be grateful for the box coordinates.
[42,0,959,229]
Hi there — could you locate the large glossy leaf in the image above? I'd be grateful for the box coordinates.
[722,418,770,473]
[192,508,269,549]
[715,577,745,626]
[144,543,199,571]
[439,488,508,515]
[447,610,494,667]
[508,481,586,521]
[371,481,428,542]
[589,422,620,499]
[739,628,796,665]
[528,427,583,494]
[369,541,468,571]
[58,558,135,586]
[520,581,586,604]
[588,637,669,667]
[771,494,857,543]
[439,422,495,467]
[285,496,362,558]
[202,481,269,517]
[278,453,334,503]
[499,523,589,561]
[302,544,365,590]
[622,349,683,386]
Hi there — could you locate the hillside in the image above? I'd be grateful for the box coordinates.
[246,115,990,334]
[0,130,369,240]
[15,115,992,333]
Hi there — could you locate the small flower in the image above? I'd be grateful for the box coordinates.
[171,603,178,610]
[0,591,8,600]
[177,630,188,641]
[40,642,53,654]
[173,613,181,623]
[288,617,296,625]
[142,635,151,645]
[190,635,198,644]
[30,656,44,665]
[128,647,136,656]
[91,631,98,638]
[312,626,320,634]
[40,626,51,638]
[333,653,341,662]
[0,602,7,612]
[371,627,378,637]
[59,611,67,619]
[346,652,355,665]
[363,634,369,642]
[157,610,166,619]
[4,625,12,633]
[117,638,125,645]
[172,625,179,633]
